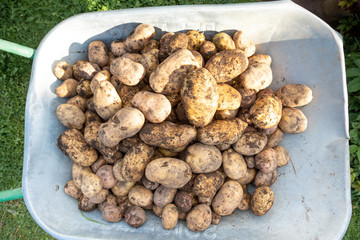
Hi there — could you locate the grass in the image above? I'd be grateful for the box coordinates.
[0,0,358,239]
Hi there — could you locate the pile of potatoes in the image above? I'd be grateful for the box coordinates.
[55,23,313,231]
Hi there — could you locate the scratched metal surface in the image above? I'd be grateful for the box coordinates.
[22,1,350,239]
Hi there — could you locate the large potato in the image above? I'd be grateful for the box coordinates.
[185,143,222,173]
[154,185,177,208]
[58,129,98,166]
[55,78,78,98]
[80,173,103,198]
[186,204,212,232]
[197,118,248,145]
[255,147,278,173]
[72,163,92,188]
[233,131,267,156]
[278,107,308,133]
[276,84,313,107]
[250,95,282,129]
[240,63,272,90]
[125,24,155,52]
[205,50,248,83]
[88,40,109,67]
[181,68,219,127]
[217,84,241,110]
[98,107,145,147]
[212,32,235,51]
[249,54,272,65]
[250,186,274,216]
[232,30,256,57]
[212,180,243,216]
[64,180,82,199]
[222,148,247,180]
[110,57,145,86]
[145,158,192,188]
[192,170,225,198]
[128,185,153,207]
[139,121,196,151]
[132,91,171,123]
[53,61,73,80]
[56,104,85,130]
[162,204,179,230]
[274,145,290,167]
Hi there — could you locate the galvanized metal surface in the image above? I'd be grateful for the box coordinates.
[22,1,351,239]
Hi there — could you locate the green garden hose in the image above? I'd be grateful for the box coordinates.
[0,188,23,202]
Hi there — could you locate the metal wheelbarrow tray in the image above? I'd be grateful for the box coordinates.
[22,1,351,239]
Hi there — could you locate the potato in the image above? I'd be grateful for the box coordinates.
[212,32,235,51]
[142,175,159,191]
[274,145,290,167]
[98,193,117,212]
[118,135,141,153]
[244,155,256,168]
[255,147,278,173]
[158,147,178,157]
[102,205,123,222]
[254,169,277,187]
[55,78,78,98]
[250,186,274,216]
[86,97,96,112]
[215,143,231,151]
[88,40,109,67]
[111,181,136,197]
[141,39,159,54]
[72,163,92,188]
[117,84,140,108]
[278,107,308,133]
[165,94,181,107]
[197,118,248,145]
[198,196,213,206]
[56,104,85,130]
[185,143,222,173]
[122,53,142,63]
[76,80,93,98]
[54,61,73,80]
[236,87,257,108]
[267,128,284,147]
[211,212,222,225]
[168,33,188,54]
[249,54,272,65]
[162,65,197,95]
[125,206,146,228]
[110,57,145,86]
[73,61,100,81]
[139,121,196,151]
[205,49,248,83]
[192,171,225,198]
[110,40,127,57]
[81,173,102,198]
[145,158,192,188]
[91,156,106,173]
[179,173,197,192]
[222,148,247,180]
[212,180,243,216]
[238,192,251,210]
[232,30,256,57]
[141,49,159,77]
[78,195,97,212]
[178,211,187,220]
[186,30,205,51]
[66,95,87,112]
[125,24,155,52]
[153,205,163,217]
[159,32,175,62]
[235,168,256,185]
[233,131,267,156]
[90,70,111,93]
[128,185,153,207]
[174,191,193,212]
[150,49,200,93]
[214,109,238,120]
[199,41,217,62]
[93,81,122,121]
[98,107,145,147]
[276,84,312,107]
[240,63,272,90]
[58,129,98,166]
[250,95,282,129]
[160,203,178,230]
[96,165,117,189]
[64,180,82,199]
[107,52,116,66]
[115,142,154,182]
[217,84,241,110]
[90,188,109,204]
[186,204,212,232]
[132,91,171,123]
[85,110,102,127]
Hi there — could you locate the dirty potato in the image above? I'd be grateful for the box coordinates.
[111,40,127,57]
[235,87,257,109]
[142,176,159,191]
[244,155,256,168]
[56,78,78,98]
[54,61,73,80]
[168,33,188,54]
[154,185,177,208]
[159,32,175,62]
[56,103,85,130]
[153,205,163,217]
[215,109,238,120]
[222,148,247,180]
[72,163,92,188]
[141,49,159,77]
[186,30,205,51]
[233,131,267,156]
[250,95,282,129]
[234,168,256,185]
[161,204,179,230]
[278,107,308,133]
[64,180,82,199]
[238,192,251,210]
[128,185,153,207]
[250,186,274,216]
[254,169,277,187]
[162,65,197,95]
[217,84,241,110]
[212,180,243,216]
[110,57,145,86]
[192,171,225,198]
[96,165,117,189]
[122,53,142,63]
[93,81,122,120]
[102,205,123,222]
[89,188,109,204]
[240,63,272,90]
[66,95,87,112]
[199,41,217,62]
[85,110,102,126]
[90,70,111,93]
[111,181,136,197]
[73,61,100,81]
[78,195,97,212]
[255,147,278,173]
[141,39,159,54]
[125,206,147,228]
[276,84,313,107]
[91,156,106,173]
[232,30,256,57]
[125,24,155,52]
[174,191,193,212]
[88,40,109,67]
[212,32,235,51]
[98,193,117,212]
[274,145,290,167]
[76,80,93,98]
[186,204,212,232]
[185,143,222,173]
[266,128,284,148]
[81,173,103,198]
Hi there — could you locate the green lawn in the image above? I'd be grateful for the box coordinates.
[0,0,358,239]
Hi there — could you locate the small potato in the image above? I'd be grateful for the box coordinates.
[279,107,308,134]
[179,173,197,192]
[185,143,222,174]
[73,61,100,81]
[240,63,273,90]
[141,49,159,77]
[88,40,109,67]
[186,30,205,51]
[250,186,274,216]
[78,195,97,212]
[254,169,277,187]
[141,39,160,54]
[81,173,102,198]
[238,192,251,210]
[58,129,98,166]
[90,189,109,204]
[255,148,278,173]
[197,118,248,145]
[199,41,217,62]
[118,135,142,153]
[86,97,96,112]
[222,148,247,180]
[186,204,212,232]
[215,109,238,120]
[139,121,196,151]
[54,61,73,80]
[72,163,92,188]
[162,204,179,230]
[66,95,87,112]
[217,84,241,110]
[249,54,272,65]
[125,24,155,52]
[56,104,85,130]
[274,145,290,167]
[128,185,153,207]
[98,193,117,212]
[122,53,142,63]
[96,165,117,189]
[64,180,82,199]
[235,168,256,185]
[111,181,136,197]
[162,65,197,95]
[132,91,171,123]
[85,110,102,127]
[56,78,78,98]
[91,156,106,174]
[142,175,159,191]
[102,205,123,222]
[232,31,256,57]
[276,84,313,107]
[168,33,188,54]
[153,205,163,217]
[250,95,282,129]
[110,40,127,57]
[212,180,243,216]
[212,32,235,51]
[178,211,187,220]
[198,196,213,206]
[235,87,257,109]
[110,57,145,86]
[145,158,192,188]
[117,84,140,108]
[216,143,231,151]
[233,131,267,156]
[159,32,175,62]
[125,206,146,228]
[205,50,248,83]
[76,80,93,98]
[244,155,256,168]
[267,128,284,148]
[192,171,225,198]
[174,191,193,212]
[98,107,145,147]
[211,212,222,225]
[90,70,111,93]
